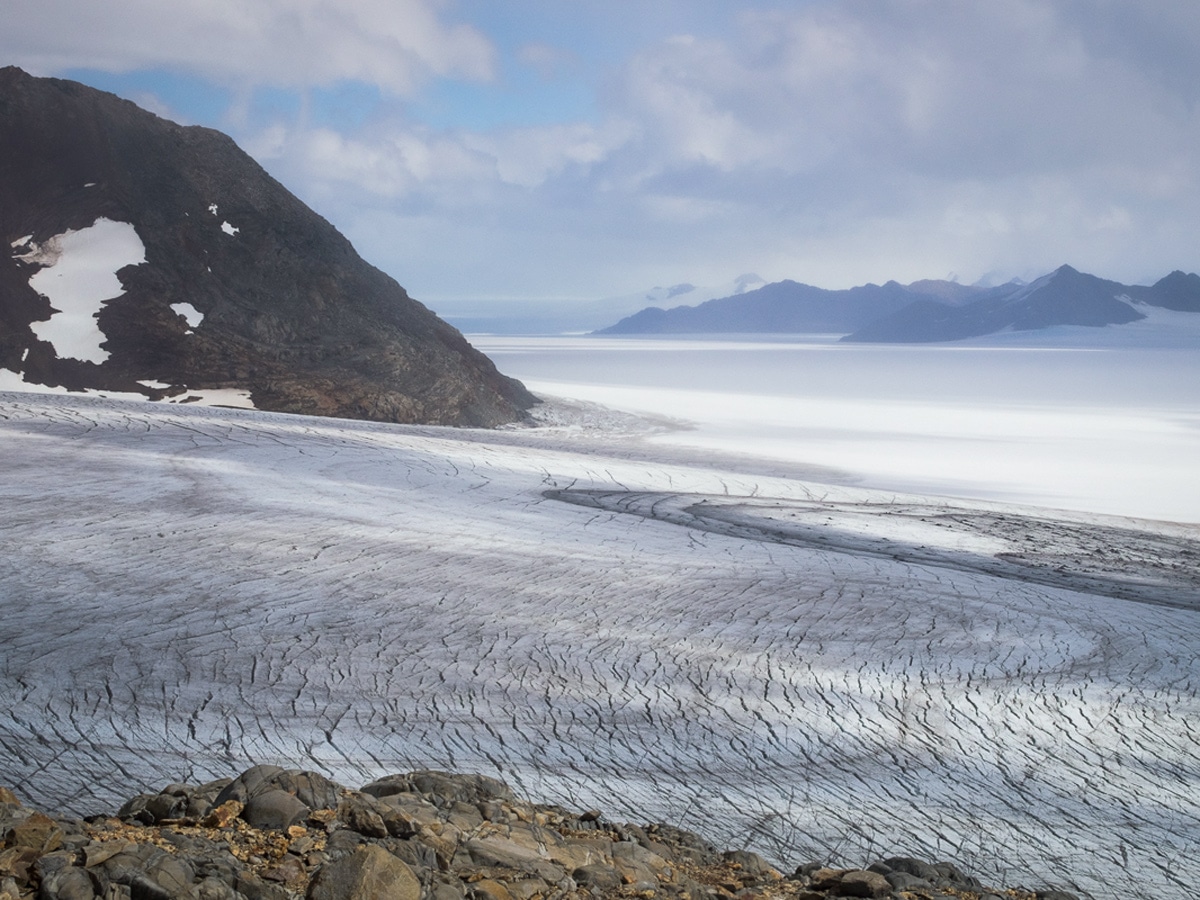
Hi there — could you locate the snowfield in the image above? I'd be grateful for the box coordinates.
[1,392,1199,900]
[17,218,146,364]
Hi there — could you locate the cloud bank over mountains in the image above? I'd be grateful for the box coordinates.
[5,1,1198,310]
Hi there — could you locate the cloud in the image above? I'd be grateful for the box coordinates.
[614,1,1199,182]
[4,0,494,93]
[5,0,1198,303]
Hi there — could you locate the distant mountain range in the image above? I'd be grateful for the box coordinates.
[598,266,1200,342]
[441,274,768,335]
[1,67,534,425]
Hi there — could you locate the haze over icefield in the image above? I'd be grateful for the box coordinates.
[473,326,1200,525]
[3,392,1200,900]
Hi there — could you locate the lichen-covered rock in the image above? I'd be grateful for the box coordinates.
[306,845,420,900]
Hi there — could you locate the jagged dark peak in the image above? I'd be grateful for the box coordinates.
[1145,269,1200,312]
[1154,269,1200,288]
[1,68,535,425]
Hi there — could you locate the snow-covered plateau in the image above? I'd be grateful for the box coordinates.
[1,391,1198,900]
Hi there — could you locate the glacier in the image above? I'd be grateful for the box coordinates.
[1,391,1198,900]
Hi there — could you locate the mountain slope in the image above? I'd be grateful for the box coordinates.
[843,265,1148,342]
[0,67,535,425]
[1135,270,1200,312]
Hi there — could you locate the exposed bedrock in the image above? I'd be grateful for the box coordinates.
[0,765,1082,900]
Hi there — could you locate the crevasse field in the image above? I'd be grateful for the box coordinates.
[2,328,1199,900]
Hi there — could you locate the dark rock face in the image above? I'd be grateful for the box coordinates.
[0,66,535,426]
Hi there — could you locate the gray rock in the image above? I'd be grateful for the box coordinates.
[267,771,342,811]
[234,871,291,900]
[834,869,890,898]
[722,849,776,880]
[241,790,309,829]
[358,776,414,801]
[213,766,286,806]
[326,829,367,861]
[338,795,389,838]
[406,772,515,806]
[141,854,195,897]
[445,801,484,832]
[214,766,341,813]
[933,860,981,888]
[38,865,97,900]
[33,849,76,881]
[306,845,421,900]
[457,839,566,884]
[1036,891,1081,900]
[884,870,931,891]
[380,839,439,874]
[185,779,235,819]
[809,868,891,898]
[193,876,240,900]
[792,861,825,879]
[114,795,153,824]
[430,879,466,900]
[611,840,668,885]
[641,823,720,866]
[881,857,939,882]
[572,864,623,892]
[7,811,63,853]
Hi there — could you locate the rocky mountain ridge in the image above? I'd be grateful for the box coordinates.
[597,266,1200,342]
[0,67,534,426]
[0,764,1084,900]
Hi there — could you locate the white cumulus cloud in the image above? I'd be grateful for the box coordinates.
[3,0,494,93]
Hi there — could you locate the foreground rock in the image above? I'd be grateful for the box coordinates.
[0,766,1083,900]
[0,66,535,426]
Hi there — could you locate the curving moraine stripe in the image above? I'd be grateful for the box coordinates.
[543,489,1200,609]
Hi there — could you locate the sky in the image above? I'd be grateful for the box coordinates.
[6,0,1200,320]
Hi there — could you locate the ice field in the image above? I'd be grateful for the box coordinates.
[2,390,1199,900]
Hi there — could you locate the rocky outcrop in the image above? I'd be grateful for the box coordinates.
[0,66,535,426]
[0,766,1083,900]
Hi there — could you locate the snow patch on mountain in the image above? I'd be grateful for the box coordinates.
[0,371,254,408]
[19,218,145,364]
[170,302,204,330]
